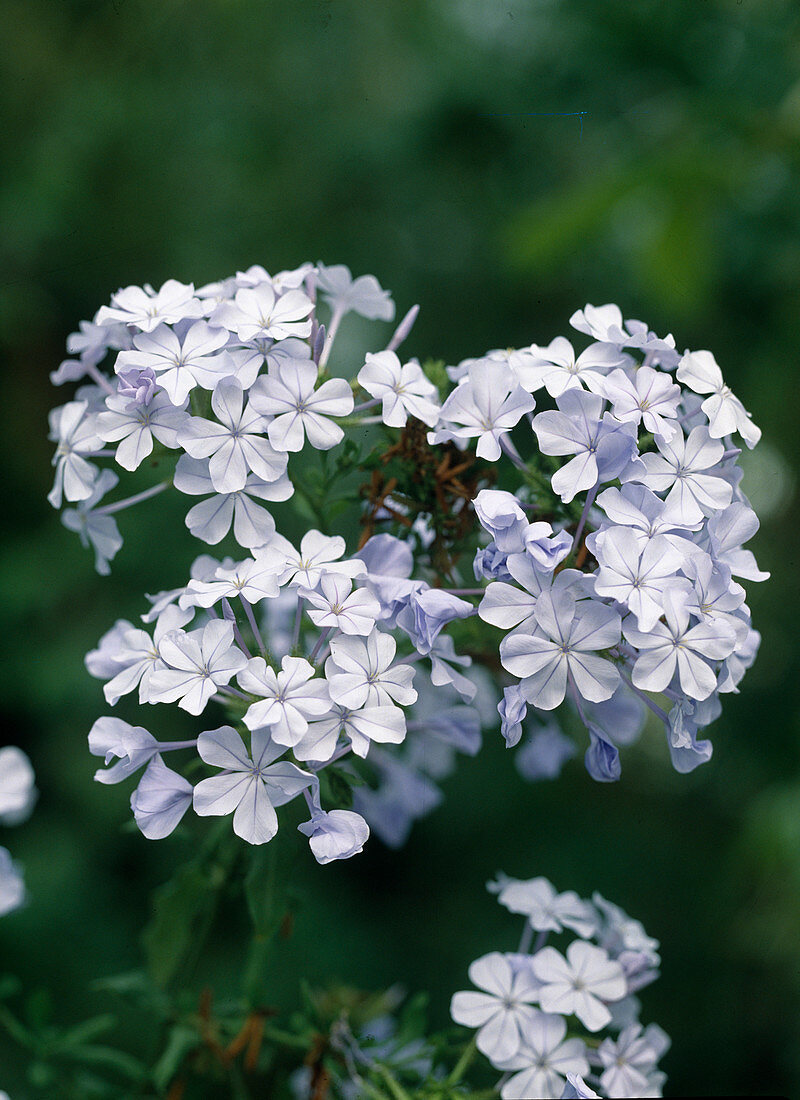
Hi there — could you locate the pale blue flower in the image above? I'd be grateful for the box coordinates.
[585,726,621,783]
[174,455,292,548]
[500,591,621,710]
[0,848,25,916]
[130,756,193,840]
[249,359,353,452]
[533,389,640,504]
[193,725,312,844]
[148,619,247,714]
[532,941,627,1032]
[498,1011,589,1100]
[430,359,536,461]
[115,320,230,405]
[515,724,577,782]
[316,263,395,322]
[677,350,760,448]
[298,809,370,864]
[178,377,285,493]
[96,280,204,332]
[396,587,474,654]
[622,425,732,526]
[451,951,541,1064]
[0,748,37,826]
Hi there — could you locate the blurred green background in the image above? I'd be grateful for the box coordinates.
[2,0,799,1095]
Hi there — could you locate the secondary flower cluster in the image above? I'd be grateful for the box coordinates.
[459,305,766,779]
[450,875,669,1099]
[48,265,766,855]
[0,747,37,916]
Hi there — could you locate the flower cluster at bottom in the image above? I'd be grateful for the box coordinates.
[450,876,669,1099]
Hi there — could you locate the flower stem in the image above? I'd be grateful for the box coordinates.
[309,627,333,665]
[241,595,266,654]
[93,480,170,515]
[445,1034,478,1087]
[571,482,598,553]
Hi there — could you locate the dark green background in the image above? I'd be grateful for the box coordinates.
[2,0,799,1095]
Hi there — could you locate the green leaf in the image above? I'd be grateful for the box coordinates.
[0,975,21,1000]
[28,1061,55,1088]
[151,1024,200,1091]
[60,1038,147,1082]
[141,863,216,988]
[24,988,52,1030]
[61,1043,147,1081]
[56,1014,116,1051]
[0,1003,33,1047]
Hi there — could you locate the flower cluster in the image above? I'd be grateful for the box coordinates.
[451,875,669,1099]
[463,305,766,779]
[0,747,37,916]
[48,267,766,858]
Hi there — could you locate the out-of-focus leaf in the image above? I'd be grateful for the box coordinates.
[141,864,216,988]
[152,1023,200,1091]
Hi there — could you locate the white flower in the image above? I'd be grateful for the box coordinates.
[357,351,440,427]
[324,631,417,709]
[300,574,381,636]
[569,303,629,345]
[531,940,627,1032]
[499,591,621,710]
[130,756,193,840]
[676,350,760,448]
[0,748,37,826]
[148,619,247,715]
[96,280,204,332]
[193,726,313,844]
[179,553,285,609]
[623,425,732,526]
[450,952,541,1064]
[593,528,685,632]
[430,359,535,461]
[623,591,736,701]
[316,262,395,321]
[598,1023,669,1098]
[498,1012,589,1100]
[239,656,331,746]
[295,701,406,761]
[497,877,596,937]
[210,283,313,342]
[47,400,102,507]
[282,530,366,588]
[250,359,354,452]
[88,717,159,784]
[524,336,624,397]
[297,809,370,863]
[173,456,292,548]
[61,468,123,575]
[102,604,193,706]
[115,320,230,404]
[178,378,286,493]
[0,848,25,916]
[97,390,188,471]
[600,366,681,440]
[532,389,639,504]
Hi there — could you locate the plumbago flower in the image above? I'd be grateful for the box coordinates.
[0,747,37,917]
[49,269,766,863]
[451,875,669,1098]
